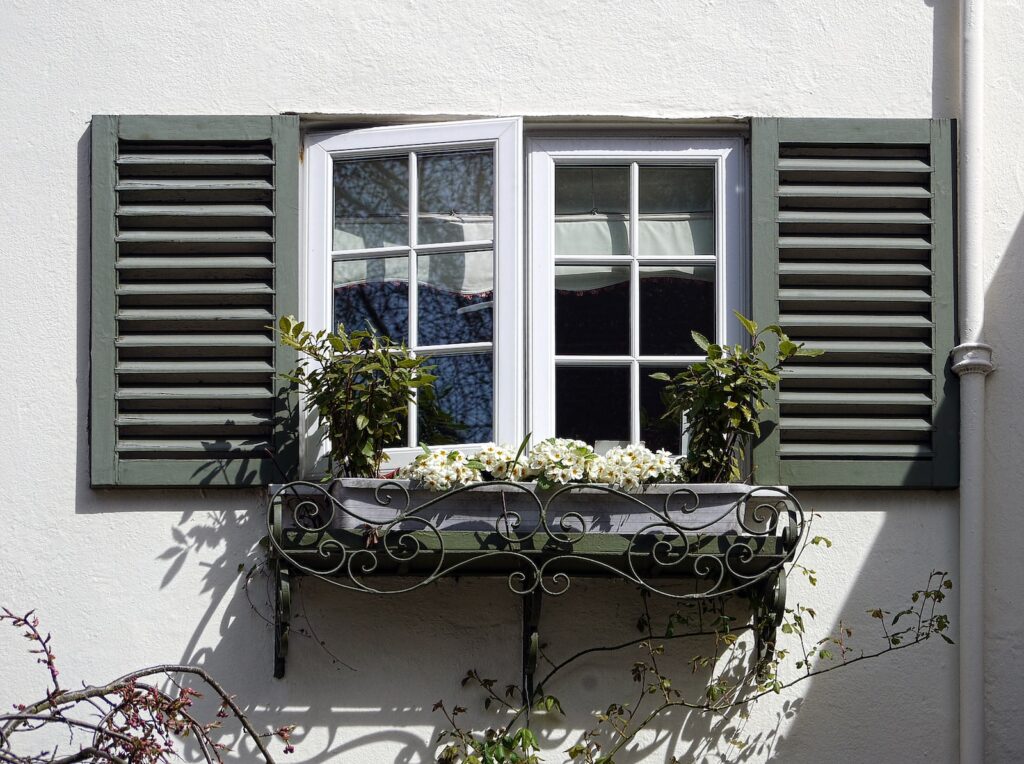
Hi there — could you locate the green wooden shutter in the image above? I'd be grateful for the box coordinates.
[91,115,300,487]
[751,118,958,488]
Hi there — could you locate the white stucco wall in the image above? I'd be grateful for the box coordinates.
[1,0,1020,761]
[976,2,1024,762]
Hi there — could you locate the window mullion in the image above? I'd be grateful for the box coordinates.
[629,161,641,443]
[407,150,419,447]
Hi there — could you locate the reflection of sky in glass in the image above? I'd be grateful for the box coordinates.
[419,353,493,445]
[331,149,501,447]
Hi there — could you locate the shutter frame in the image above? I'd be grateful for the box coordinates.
[90,115,300,487]
[750,117,959,489]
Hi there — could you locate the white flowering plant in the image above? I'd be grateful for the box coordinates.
[587,444,682,491]
[467,440,530,481]
[401,447,481,491]
[527,437,597,490]
[400,438,685,492]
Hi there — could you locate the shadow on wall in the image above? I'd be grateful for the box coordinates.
[161,518,779,764]
[975,208,1024,761]
[761,493,958,762]
[923,0,960,118]
[74,1,965,749]
[153,492,958,764]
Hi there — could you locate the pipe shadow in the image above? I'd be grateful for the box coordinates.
[975,203,1024,761]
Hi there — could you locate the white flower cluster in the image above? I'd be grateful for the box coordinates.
[401,439,683,492]
[587,444,682,491]
[400,448,480,491]
[528,437,595,485]
[474,442,529,480]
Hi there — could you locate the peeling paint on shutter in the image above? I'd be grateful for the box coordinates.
[91,116,299,487]
[751,119,958,488]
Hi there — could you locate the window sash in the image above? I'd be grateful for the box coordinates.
[305,118,523,470]
[527,137,748,446]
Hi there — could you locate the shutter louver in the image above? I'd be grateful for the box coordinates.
[91,116,300,487]
[751,119,958,488]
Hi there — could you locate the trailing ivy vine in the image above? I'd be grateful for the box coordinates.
[426,530,954,764]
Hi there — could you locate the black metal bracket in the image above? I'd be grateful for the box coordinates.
[522,588,544,714]
[754,570,787,671]
[273,556,291,679]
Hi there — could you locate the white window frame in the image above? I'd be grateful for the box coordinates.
[303,118,523,471]
[526,136,748,446]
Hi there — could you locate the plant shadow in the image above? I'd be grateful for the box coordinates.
[155,505,861,763]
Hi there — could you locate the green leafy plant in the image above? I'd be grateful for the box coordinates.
[277,315,436,478]
[652,312,822,483]
[434,697,542,764]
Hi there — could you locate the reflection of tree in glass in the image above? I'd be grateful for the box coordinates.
[418,354,493,445]
[333,157,408,222]
[335,283,492,350]
[418,151,494,218]
[332,149,497,446]
[417,384,466,445]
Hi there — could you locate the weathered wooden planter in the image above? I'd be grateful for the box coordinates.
[326,478,778,535]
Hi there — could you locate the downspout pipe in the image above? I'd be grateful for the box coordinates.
[953,1,994,763]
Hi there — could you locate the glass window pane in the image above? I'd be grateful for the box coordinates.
[638,166,715,256]
[555,366,629,444]
[639,265,715,356]
[555,265,630,355]
[418,250,493,346]
[418,353,493,445]
[418,150,494,245]
[333,156,408,250]
[641,366,684,454]
[333,256,408,341]
[555,166,629,255]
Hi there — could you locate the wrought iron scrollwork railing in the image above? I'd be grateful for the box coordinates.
[268,480,802,598]
[267,480,804,678]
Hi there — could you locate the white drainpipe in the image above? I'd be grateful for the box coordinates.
[953,1,994,762]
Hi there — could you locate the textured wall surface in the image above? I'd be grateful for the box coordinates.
[976,2,1024,761]
[1,0,1018,761]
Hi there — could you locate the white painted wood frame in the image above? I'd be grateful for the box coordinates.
[527,137,747,447]
[304,118,523,472]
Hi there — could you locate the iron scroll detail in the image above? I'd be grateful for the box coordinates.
[267,480,804,678]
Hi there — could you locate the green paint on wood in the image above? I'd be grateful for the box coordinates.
[90,114,301,487]
[749,117,959,489]
[90,116,119,486]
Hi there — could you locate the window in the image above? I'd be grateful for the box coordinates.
[305,119,522,467]
[528,137,746,452]
[306,123,744,468]
[90,115,957,488]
